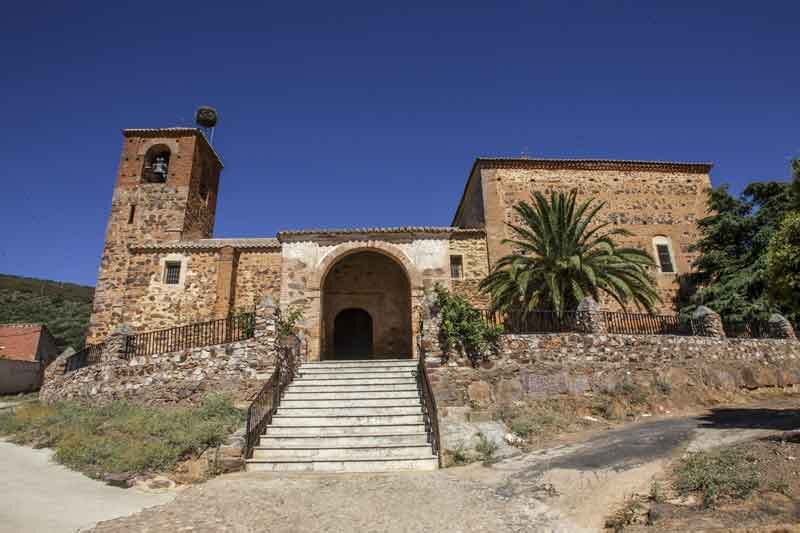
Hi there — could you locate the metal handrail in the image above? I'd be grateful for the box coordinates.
[64,343,105,373]
[244,334,300,459]
[414,344,442,467]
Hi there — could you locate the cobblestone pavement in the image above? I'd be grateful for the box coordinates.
[91,469,573,533]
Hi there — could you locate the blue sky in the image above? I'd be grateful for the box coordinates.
[1,1,797,286]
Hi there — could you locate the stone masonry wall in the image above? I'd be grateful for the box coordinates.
[40,340,270,406]
[233,250,283,311]
[40,339,266,405]
[429,333,800,414]
[43,297,283,407]
[477,163,712,313]
[449,233,490,308]
[123,250,219,331]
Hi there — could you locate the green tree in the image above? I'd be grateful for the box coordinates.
[684,179,795,322]
[766,212,800,323]
[792,158,800,210]
[479,190,659,317]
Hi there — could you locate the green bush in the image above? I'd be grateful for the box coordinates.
[434,285,502,366]
[0,395,243,478]
[673,448,760,507]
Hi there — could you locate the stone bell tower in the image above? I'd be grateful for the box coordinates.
[86,126,224,344]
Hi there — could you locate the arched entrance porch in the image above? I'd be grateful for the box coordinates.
[321,250,412,360]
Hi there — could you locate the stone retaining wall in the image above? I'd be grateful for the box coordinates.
[39,339,271,406]
[41,297,285,406]
[428,333,800,413]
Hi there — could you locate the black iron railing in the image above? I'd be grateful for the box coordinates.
[503,310,586,333]
[414,347,442,467]
[123,312,256,358]
[480,309,695,336]
[603,311,694,336]
[722,319,771,339]
[244,334,301,459]
[64,343,105,373]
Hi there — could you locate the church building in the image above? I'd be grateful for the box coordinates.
[86,125,713,361]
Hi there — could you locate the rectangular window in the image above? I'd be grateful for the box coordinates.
[450,255,463,279]
[128,205,136,224]
[163,262,181,284]
[656,244,674,273]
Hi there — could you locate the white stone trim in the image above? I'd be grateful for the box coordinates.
[652,235,678,274]
[158,253,189,288]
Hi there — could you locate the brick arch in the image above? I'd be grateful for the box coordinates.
[309,241,424,291]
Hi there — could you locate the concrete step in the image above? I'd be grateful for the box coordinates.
[252,444,434,460]
[286,383,418,393]
[283,390,419,400]
[295,371,414,380]
[301,359,415,368]
[299,366,416,375]
[271,414,424,426]
[281,398,420,408]
[266,424,426,437]
[257,434,429,448]
[277,406,422,417]
[292,378,416,387]
[246,456,438,473]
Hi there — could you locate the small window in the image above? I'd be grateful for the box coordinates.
[652,237,676,273]
[163,262,181,284]
[127,205,136,224]
[450,255,463,279]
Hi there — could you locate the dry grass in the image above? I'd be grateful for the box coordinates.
[0,396,243,479]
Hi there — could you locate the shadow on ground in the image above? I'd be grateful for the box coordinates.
[696,407,800,431]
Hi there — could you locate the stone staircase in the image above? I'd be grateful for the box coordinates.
[246,359,439,472]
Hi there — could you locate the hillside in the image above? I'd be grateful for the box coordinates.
[0,274,94,352]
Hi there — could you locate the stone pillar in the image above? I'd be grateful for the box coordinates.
[102,324,133,362]
[576,297,607,334]
[214,246,237,319]
[692,306,725,338]
[768,313,797,340]
[419,289,444,364]
[253,296,279,367]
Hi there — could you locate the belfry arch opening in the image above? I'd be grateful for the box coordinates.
[321,250,412,360]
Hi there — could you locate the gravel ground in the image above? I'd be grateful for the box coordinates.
[91,469,573,533]
[90,400,800,533]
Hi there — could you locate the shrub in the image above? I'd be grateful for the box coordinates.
[434,285,502,366]
[605,495,645,532]
[475,432,498,464]
[673,448,760,507]
[276,306,304,336]
[0,395,243,479]
[510,418,535,438]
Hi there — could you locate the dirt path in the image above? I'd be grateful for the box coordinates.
[0,440,175,533]
[90,400,800,532]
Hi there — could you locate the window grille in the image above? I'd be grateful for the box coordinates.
[655,244,674,273]
[164,262,181,284]
[450,255,463,279]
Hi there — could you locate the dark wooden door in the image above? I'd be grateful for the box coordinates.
[333,308,373,360]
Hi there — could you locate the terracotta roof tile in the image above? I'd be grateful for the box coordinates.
[276,227,484,239]
[0,324,45,362]
[130,238,280,252]
[474,156,713,173]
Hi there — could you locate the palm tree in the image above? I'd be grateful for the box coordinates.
[479,190,659,317]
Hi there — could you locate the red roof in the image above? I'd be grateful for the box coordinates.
[0,324,47,362]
